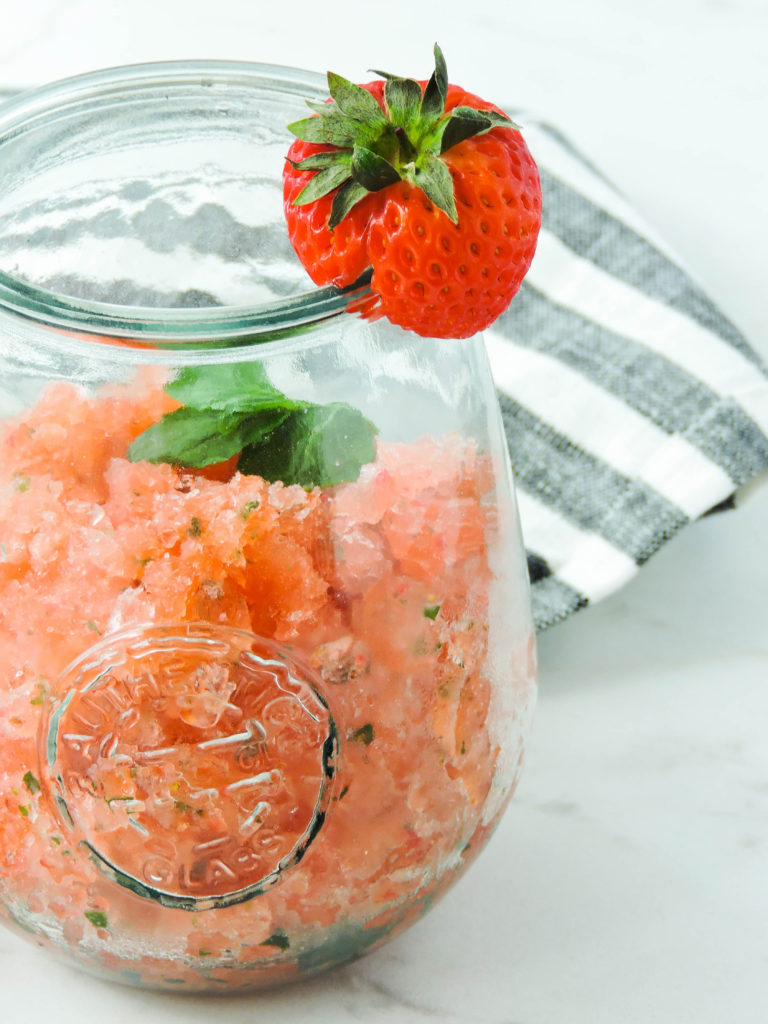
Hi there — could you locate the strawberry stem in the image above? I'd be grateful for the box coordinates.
[287,44,518,228]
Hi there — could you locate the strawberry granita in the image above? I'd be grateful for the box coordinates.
[0,379,535,989]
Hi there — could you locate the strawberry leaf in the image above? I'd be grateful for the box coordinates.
[440,106,516,154]
[290,151,351,172]
[288,115,338,144]
[305,99,336,115]
[288,113,356,148]
[411,155,457,222]
[295,162,353,205]
[383,76,422,130]
[329,180,370,230]
[287,46,526,242]
[327,72,387,125]
[420,43,448,125]
[351,146,401,192]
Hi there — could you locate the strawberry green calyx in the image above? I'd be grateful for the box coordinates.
[287,44,517,228]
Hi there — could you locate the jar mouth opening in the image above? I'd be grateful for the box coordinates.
[0,60,373,348]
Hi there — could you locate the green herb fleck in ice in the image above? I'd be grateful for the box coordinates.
[349,722,375,745]
[85,910,108,929]
[22,771,40,795]
[261,929,290,950]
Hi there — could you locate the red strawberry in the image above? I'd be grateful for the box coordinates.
[283,46,541,340]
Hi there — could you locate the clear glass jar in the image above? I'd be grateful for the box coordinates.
[0,61,537,990]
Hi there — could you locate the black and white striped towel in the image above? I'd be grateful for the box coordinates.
[488,116,768,631]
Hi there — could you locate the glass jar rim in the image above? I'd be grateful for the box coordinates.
[0,60,371,349]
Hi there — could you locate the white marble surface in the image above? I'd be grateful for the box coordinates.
[1,1,767,1021]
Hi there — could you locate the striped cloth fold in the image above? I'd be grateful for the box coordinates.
[488,116,768,631]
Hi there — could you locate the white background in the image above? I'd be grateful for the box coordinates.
[0,1,766,1021]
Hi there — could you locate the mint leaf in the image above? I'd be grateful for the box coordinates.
[166,363,295,415]
[128,406,290,468]
[238,402,376,488]
[129,364,378,488]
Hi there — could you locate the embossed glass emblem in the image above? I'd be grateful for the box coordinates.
[39,624,337,910]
